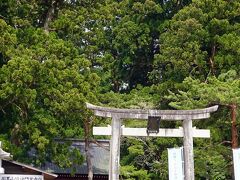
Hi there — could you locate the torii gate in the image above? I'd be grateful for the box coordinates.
[86,103,218,180]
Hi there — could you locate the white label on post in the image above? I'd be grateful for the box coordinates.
[0,175,43,180]
[168,147,184,180]
[233,148,240,180]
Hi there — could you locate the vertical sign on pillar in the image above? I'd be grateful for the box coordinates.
[168,147,184,180]
[233,148,240,180]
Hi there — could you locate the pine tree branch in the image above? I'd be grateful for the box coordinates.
[90,139,110,151]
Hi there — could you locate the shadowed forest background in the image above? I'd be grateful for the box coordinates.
[0,0,240,179]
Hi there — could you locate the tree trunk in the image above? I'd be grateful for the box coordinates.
[84,119,93,180]
[230,104,238,148]
[209,44,216,75]
[43,0,56,34]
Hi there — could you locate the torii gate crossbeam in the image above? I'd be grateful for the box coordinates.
[86,103,218,180]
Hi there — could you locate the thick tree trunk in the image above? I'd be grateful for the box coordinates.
[84,119,93,180]
[43,0,55,34]
[43,0,64,33]
[113,80,120,92]
[230,104,238,148]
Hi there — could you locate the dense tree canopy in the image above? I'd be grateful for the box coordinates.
[152,0,240,83]
[0,0,240,179]
[0,2,99,167]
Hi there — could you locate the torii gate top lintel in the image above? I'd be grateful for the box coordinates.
[86,103,218,120]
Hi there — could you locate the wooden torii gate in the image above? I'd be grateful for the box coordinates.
[86,103,218,180]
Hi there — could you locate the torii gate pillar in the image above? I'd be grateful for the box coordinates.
[86,103,218,180]
[183,119,194,180]
[110,115,121,180]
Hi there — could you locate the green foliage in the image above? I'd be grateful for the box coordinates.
[195,145,231,179]
[0,0,239,179]
[167,70,240,109]
[98,85,160,109]
[121,165,150,180]
[152,0,240,83]
[0,11,99,167]
[120,135,181,179]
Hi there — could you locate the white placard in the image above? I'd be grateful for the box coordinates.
[168,147,184,180]
[0,175,43,180]
[233,148,240,180]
